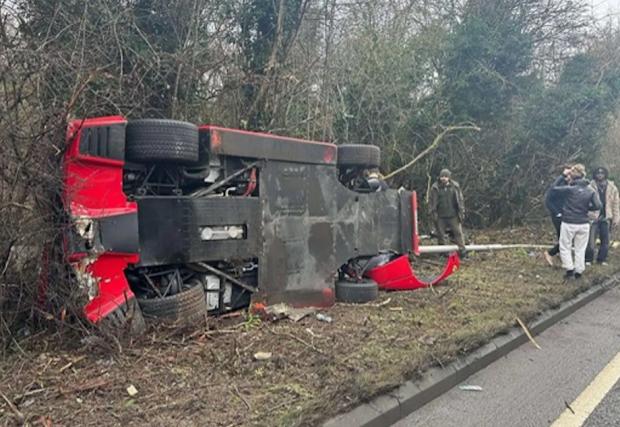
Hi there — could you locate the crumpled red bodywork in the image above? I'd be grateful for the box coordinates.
[64,116,139,323]
[367,253,460,291]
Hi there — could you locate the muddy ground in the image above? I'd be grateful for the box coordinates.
[1,226,619,426]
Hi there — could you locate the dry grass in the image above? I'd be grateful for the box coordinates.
[1,226,618,426]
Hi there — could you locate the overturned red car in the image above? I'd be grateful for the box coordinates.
[63,116,459,328]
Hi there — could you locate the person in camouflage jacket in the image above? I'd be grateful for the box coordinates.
[428,169,466,256]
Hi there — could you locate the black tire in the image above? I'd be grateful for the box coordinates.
[137,283,207,324]
[335,278,379,303]
[99,298,146,335]
[126,119,199,163]
[337,144,381,168]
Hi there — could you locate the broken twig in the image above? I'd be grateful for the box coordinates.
[59,355,87,373]
[0,391,25,423]
[384,124,480,180]
[233,385,251,411]
[59,377,109,395]
[516,317,541,350]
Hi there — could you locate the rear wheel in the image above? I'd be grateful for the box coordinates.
[337,144,381,168]
[335,278,379,303]
[126,119,199,164]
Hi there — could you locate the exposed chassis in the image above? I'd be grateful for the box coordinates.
[62,116,458,326]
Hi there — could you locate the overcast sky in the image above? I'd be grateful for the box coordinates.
[591,0,620,20]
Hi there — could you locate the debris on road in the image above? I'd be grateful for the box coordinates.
[459,385,483,392]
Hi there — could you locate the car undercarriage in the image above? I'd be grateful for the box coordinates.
[62,116,458,329]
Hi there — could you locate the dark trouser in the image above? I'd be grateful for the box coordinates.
[548,214,562,256]
[585,220,610,263]
[436,216,466,252]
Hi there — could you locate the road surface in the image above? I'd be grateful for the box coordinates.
[394,286,620,427]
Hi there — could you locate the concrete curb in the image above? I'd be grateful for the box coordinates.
[323,274,620,427]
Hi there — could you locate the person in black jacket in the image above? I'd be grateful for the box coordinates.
[543,164,572,266]
[551,164,602,279]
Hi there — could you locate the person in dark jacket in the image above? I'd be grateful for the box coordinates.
[543,164,572,266]
[428,169,466,256]
[585,167,620,265]
[551,164,602,279]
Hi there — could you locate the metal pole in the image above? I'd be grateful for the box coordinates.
[417,243,552,254]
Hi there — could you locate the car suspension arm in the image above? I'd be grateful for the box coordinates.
[192,262,256,293]
[191,161,260,198]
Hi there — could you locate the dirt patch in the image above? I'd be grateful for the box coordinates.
[1,227,618,426]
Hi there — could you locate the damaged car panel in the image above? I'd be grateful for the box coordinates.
[64,116,140,323]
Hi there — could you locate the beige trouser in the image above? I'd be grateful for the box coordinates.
[559,222,590,274]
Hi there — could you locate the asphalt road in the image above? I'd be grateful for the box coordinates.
[394,286,620,427]
[583,379,620,427]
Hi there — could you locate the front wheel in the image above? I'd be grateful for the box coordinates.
[126,119,199,164]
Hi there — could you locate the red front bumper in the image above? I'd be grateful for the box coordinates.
[64,116,139,323]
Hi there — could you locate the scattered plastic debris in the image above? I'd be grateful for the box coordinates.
[126,385,138,397]
[253,352,272,361]
[459,385,483,392]
[316,313,333,323]
[265,303,316,322]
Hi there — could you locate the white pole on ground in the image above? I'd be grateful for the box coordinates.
[417,244,552,254]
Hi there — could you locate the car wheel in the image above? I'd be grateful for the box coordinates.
[137,281,207,324]
[337,144,381,168]
[335,278,379,303]
[99,298,146,335]
[126,119,199,164]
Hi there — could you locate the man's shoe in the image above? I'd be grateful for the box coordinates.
[597,261,608,266]
[565,270,575,279]
[543,251,554,267]
[574,272,582,279]
[585,262,592,267]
